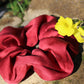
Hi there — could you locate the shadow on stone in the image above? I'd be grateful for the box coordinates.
[51,15,60,20]
[21,67,34,82]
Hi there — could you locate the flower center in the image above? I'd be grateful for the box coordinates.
[65,23,69,28]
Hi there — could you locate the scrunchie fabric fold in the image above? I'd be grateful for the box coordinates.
[0,15,79,84]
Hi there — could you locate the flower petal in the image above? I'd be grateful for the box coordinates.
[65,17,73,26]
[74,32,84,43]
[78,27,84,36]
[74,21,80,29]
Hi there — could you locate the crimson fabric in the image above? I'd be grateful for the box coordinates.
[0,15,79,84]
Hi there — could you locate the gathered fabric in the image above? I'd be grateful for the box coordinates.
[0,15,79,84]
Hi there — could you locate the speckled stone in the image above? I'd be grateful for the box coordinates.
[29,0,84,19]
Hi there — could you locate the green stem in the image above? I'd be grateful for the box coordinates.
[17,1,24,14]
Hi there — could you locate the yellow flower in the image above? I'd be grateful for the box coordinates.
[55,16,84,43]
[74,27,84,43]
[55,16,75,36]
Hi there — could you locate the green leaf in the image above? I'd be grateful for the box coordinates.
[24,0,28,5]
[73,19,79,24]
[18,12,23,18]
[11,1,20,14]
[13,12,17,16]
[18,0,21,1]
[12,1,18,8]
[24,0,31,6]
[7,3,11,8]
[21,4,26,10]
[6,0,31,22]
[81,26,84,29]
[17,1,24,14]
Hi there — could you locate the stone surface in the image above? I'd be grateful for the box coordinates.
[29,0,84,20]
[23,8,51,23]
[0,73,53,84]
[0,12,21,31]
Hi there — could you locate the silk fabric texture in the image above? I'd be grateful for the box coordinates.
[0,15,79,84]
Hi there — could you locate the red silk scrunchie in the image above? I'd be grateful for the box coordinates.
[0,15,79,84]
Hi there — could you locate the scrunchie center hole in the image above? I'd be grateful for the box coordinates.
[36,44,39,48]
